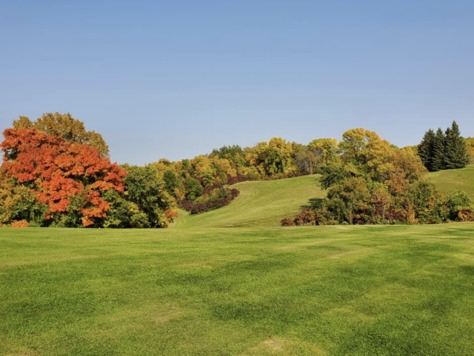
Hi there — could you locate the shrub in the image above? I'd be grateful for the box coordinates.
[11,220,29,228]
[180,188,239,214]
[444,191,474,222]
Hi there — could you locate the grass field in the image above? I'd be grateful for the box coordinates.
[1,173,473,355]
[428,165,474,199]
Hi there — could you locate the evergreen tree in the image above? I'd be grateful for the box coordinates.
[444,121,469,169]
[418,129,435,171]
[432,128,446,171]
[417,121,469,171]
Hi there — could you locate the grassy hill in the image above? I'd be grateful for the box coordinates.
[176,166,474,229]
[1,171,474,354]
[175,174,324,229]
[428,165,474,199]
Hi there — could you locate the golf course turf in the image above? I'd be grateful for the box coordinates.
[1,172,473,355]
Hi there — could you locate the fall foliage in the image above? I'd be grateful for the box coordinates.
[13,112,109,157]
[283,128,474,226]
[1,113,472,228]
[1,128,125,227]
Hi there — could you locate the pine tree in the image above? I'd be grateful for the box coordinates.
[417,121,469,171]
[418,129,435,171]
[431,128,445,171]
[444,121,469,169]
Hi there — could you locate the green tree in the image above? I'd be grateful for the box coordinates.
[0,172,47,226]
[163,170,179,196]
[123,165,176,227]
[418,129,435,171]
[408,181,443,223]
[102,190,150,228]
[184,177,203,200]
[418,121,469,171]
[444,121,469,169]
[325,177,373,224]
[431,128,446,171]
[444,191,473,221]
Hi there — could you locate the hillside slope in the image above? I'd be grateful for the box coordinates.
[175,166,474,229]
[427,165,474,199]
[175,175,324,229]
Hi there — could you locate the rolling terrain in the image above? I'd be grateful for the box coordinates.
[175,174,324,229]
[177,165,474,229]
[0,168,473,355]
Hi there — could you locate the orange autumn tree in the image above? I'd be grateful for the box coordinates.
[1,128,126,227]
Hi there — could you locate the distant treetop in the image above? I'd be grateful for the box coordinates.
[13,112,109,157]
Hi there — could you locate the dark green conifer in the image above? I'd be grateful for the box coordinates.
[418,121,469,171]
[418,129,435,171]
[444,121,469,169]
[431,128,445,171]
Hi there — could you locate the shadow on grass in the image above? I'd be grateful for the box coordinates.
[300,197,325,209]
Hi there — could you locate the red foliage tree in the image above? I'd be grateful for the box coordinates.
[1,128,126,227]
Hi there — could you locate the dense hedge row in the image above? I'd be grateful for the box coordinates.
[180,188,240,214]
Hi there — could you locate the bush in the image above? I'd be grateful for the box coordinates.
[280,218,295,226]
[180,188,239,214]
[444,191,474,221]
[11,220,29,228]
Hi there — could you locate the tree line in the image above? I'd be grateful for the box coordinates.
[283,126,473,226]
[0,113,472,228]
[418,121,469,171]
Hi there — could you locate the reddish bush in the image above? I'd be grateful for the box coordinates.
[180,188,239,214]
[11,220,29,228]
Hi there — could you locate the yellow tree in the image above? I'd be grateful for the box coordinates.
[308,138,339,168]
[13,113,109,157]
[246,138,295,177]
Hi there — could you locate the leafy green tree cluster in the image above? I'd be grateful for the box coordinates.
[418,121,469,171]
[149,136,341,215]
[152,155,239,213]
[104,165,176,228]
[283,128,474,226]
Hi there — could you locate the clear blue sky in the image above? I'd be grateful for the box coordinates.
[1,0,473,165]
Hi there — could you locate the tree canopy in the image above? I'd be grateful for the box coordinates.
[2,112,472,228]
[1,128,125,227]
[418,121,469,171]
[13,112,109,157]
[283,128,473,226]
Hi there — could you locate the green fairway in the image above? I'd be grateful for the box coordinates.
[1,173,474,355]
[1,224,473,355]
[428,165,474,199]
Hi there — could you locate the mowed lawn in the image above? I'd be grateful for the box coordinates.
[1,173,474,355]
[1,224,473,355]
[428,165,474,199]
